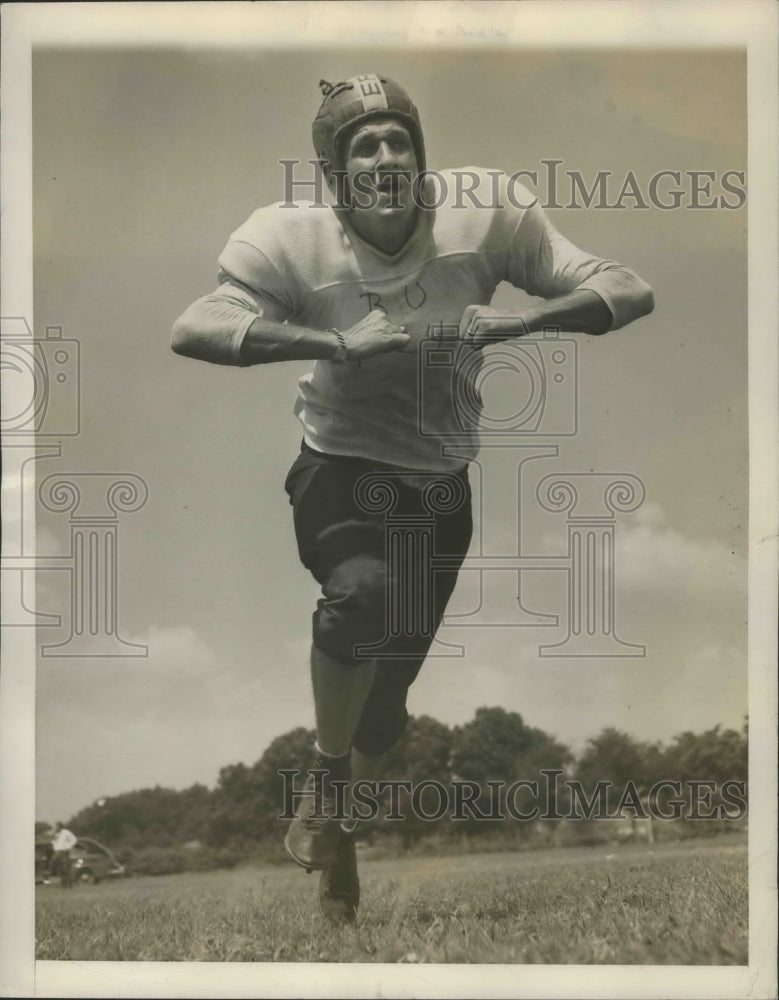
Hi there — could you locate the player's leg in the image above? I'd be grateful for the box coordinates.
[285,644,376,878]
[310,645,375,758]
[283,448,390,871]
[317,745,389,923]
[316,655,423,923]
[347,467,472,816]
[287,546,393,869]
[284,455,471,883]
[320,471,472,921]
[348,746,387,823]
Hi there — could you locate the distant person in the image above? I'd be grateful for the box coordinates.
[51,822,77,888]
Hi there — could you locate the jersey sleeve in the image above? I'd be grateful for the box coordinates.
[217,241,296,320]
[507,200,651,331]
[178,279,275,366]
[208,205,305,361]
[217,206,302,320]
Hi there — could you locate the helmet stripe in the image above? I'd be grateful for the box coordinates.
[353,74,389,112]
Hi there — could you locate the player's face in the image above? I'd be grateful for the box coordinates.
[343,120,418,218]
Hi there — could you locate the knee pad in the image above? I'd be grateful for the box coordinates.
[312,556,389,665]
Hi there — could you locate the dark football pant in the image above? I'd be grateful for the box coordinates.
[284,443,472,755]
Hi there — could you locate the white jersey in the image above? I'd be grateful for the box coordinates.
[217,168,649,471]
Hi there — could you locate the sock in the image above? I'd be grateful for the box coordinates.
[311,743,351,822]
[313,742,351,787]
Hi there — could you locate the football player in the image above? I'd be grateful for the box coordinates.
[172,74,654,923]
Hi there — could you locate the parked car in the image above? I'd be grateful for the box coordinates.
[35,836,125,884]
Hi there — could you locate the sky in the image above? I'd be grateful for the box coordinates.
[27,45,751,823]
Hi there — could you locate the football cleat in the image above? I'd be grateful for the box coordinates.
[319,827,360,924]
[284,772,340,871]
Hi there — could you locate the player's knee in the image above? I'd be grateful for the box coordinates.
[313,556,390,664]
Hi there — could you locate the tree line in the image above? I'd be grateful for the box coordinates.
[57,709,747,869]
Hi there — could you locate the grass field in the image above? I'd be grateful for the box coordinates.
[36,835,747,964]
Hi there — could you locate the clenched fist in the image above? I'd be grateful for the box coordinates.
[458,305,532,350]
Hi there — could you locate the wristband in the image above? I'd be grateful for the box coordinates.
[329,328,348,364]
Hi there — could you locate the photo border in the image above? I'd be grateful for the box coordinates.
[1,3,776,997]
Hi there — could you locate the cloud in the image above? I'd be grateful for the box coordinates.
[36,624,218,717]
[451,498,745,635]
[615,501,746,614]
[35,525,67,556]
[125,623,216,673]
[412,499,747,752]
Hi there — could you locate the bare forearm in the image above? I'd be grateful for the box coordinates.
[463,285,653,347]
[520,289,615,336]
[239,317,340,365]
[172,292,409,368]
[242,309,410,365]
[171,291,339,366]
